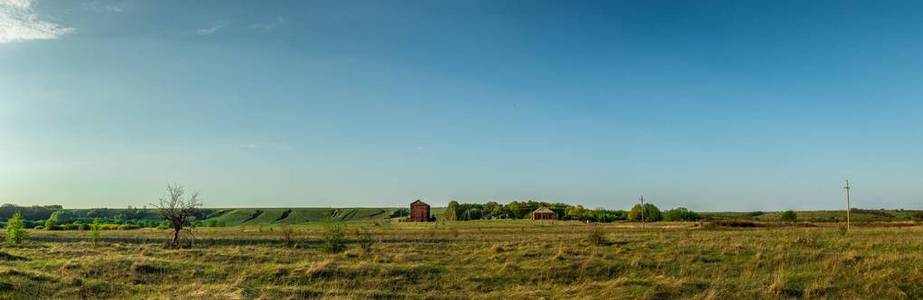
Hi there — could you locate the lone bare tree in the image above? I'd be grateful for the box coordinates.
[153,184,203,248]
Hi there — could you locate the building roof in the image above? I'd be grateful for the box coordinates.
[532,206,555,214]
[410,200,430,207]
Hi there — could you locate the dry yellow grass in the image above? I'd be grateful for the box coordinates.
[1,220,922,299]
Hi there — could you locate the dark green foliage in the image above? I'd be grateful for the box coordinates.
[484,201,502,218]
[0,204,61,221]
[43,206,164,225]
[563,205,626,222]
[444,200,624,222]
[780,210,798,222]
[663,207,701,222]
[627,203,662,222]
[454,203,486,220]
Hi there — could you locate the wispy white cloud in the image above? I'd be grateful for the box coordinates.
[196,24,223,35]
[83,1,123,13]
[249,16,285,31]
[0,0,73,43]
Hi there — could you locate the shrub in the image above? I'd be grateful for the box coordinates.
[5,212,29,244]
[663,207,701,222]
[627,203,662,222]
[780,210,797,222]
[321,224,346,254]
[89,219,102,245]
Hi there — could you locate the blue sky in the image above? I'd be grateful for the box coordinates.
[2,0,923,210]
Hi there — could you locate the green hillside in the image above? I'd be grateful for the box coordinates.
[204,208,402,225]
[700,209,923,222]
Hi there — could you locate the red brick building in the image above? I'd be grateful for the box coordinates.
[409,200,431,222]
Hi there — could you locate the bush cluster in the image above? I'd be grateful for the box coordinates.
[444,201,627,222]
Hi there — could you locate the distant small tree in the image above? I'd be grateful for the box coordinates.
[663,207,701,222]
[565,205,586,221]
[506,201,523,219]
[89,218,102,245]
[5,212,28,244]
[464,207,482,220]
[152,185,203,248]
[628,203,662,222]
[484,201,501,218]
[780,210,797,222]
[444,201,459,221]
[44,211,59,230]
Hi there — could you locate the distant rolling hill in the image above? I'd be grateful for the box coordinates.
[700,209,922,222]
[203,208,404,225]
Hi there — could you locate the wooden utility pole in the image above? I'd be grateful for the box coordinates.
[844,180,851,232]
[640,195,645,227]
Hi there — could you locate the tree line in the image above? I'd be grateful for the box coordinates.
[441,200,702,222]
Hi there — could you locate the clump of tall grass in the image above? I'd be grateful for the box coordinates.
[767,266,801,297]
[586,225,608,246]
[321,224,346,254]
[355,227,374,253]
[280,225,297,248]
[837,226,848,236]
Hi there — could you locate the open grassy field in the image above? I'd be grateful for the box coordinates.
[2,221,923,299]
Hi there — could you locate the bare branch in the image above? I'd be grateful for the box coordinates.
[152,184,203,248]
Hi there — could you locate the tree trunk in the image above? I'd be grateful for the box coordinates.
[172,227,180,247]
